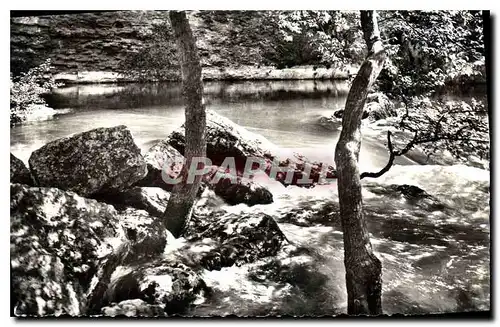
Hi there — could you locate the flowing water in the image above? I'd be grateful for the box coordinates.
[9,80,490,315]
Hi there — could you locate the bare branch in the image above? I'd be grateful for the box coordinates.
[360,129,489,180]
[360,131,396,179]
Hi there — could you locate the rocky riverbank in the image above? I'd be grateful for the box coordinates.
[10,111,336,316]
[10,110,490,317]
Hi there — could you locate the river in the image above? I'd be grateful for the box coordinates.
[9,80,490,316]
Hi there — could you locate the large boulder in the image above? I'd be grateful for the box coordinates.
[97,187,171,218]
[10,184,172,317]
[10,153,33,185]
[10,184,127,316]
[28,125,147,197]
[185,211,288,271]
[166,111,336,187]
[167,110,277,171]
[137,142,272,207]
[203,166,273,206]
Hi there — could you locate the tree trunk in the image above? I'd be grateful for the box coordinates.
[334,11,386,315]
[162,11,206,238]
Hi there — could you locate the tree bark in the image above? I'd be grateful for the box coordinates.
[334,11,386,315]
[162,11,206,238]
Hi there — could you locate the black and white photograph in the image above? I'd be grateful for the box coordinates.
[9,7,491,318]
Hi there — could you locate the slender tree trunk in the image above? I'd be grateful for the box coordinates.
[163,11,206,238]
[334,11,386,315]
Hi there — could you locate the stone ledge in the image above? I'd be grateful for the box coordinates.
[54,65,359,84]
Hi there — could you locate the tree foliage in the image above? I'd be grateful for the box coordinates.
[119,11,367,75]
[10,59,58,125]
[359,10,490,174]
[377,10,485,98]
[268,11,364,68]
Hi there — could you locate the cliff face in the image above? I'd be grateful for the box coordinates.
[10,11,280,76]
[10,11,171,75]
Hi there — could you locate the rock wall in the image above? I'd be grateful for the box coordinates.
[10,11,356,82]
[10,11,169,75]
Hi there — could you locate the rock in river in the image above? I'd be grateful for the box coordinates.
[138,140,185,191]
[96,187,171,218]
[28,125,147,197]
[100,260,208,316]
[10,184,177,316]
[185,211,288,271]
[166,110,277,171]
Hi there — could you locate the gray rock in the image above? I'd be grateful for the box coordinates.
[10,184,127,316]
[10,153,33,185]
[10,183,174,317]
[186,212,288,271]
[138,140,184,191]
[167,110,276,171]
[102,260,208,316]
[203,166,273,206]
[167,111,336,187]
[28,125,147,197]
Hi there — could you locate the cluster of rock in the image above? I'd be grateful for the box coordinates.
[11,111,335,317]
[167,110,336,187]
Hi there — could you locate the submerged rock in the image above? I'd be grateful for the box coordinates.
[10,153,33,185]
[102,260,208,316]
[364,183,446,210]
[203,166,273,206]
[28,125,147,197]
[10,184,127,316]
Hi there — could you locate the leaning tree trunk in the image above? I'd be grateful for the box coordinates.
[162,11,206,238]
[334,11,386,315]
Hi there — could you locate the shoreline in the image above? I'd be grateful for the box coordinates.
[53,65,359,85]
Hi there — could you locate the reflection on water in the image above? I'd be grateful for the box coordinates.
[44,80,351,109]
